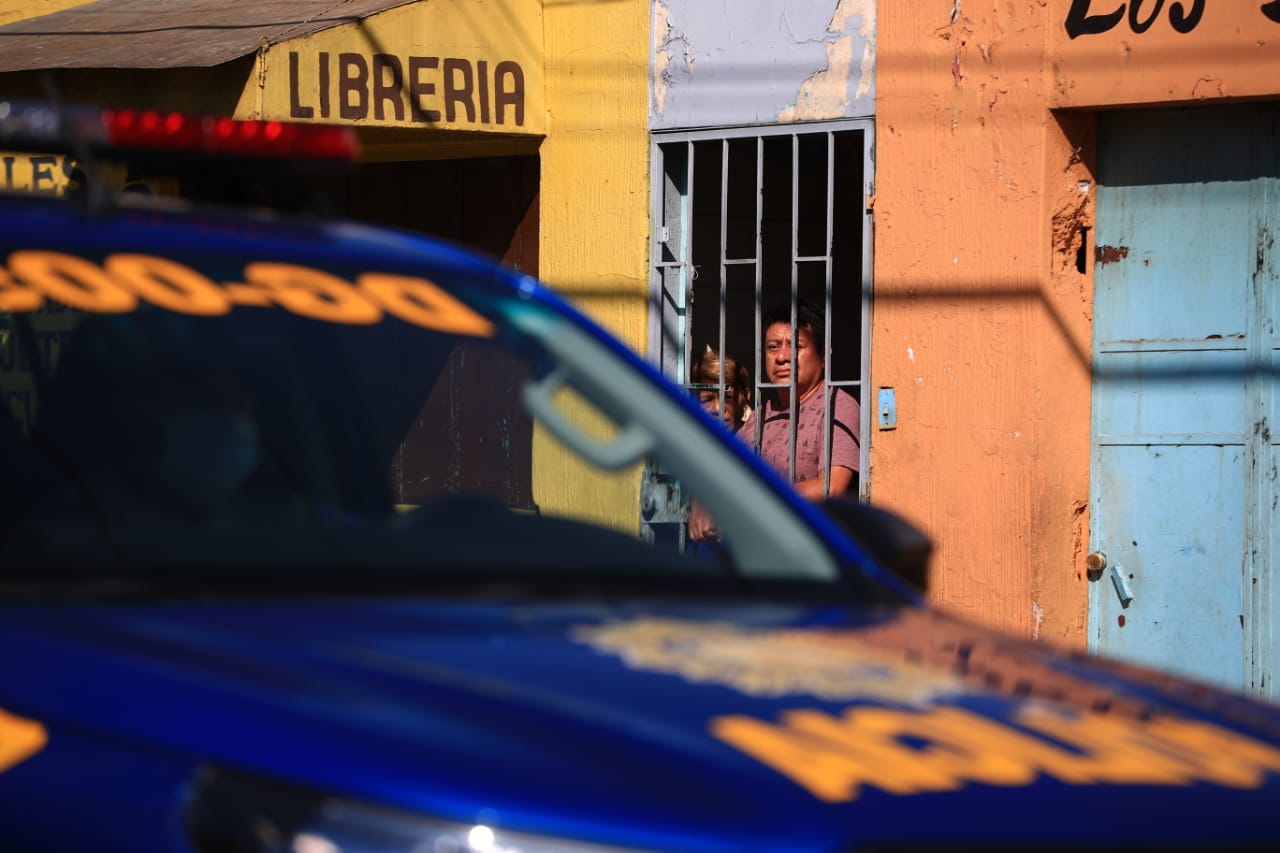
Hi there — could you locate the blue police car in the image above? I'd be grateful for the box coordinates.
[2,102,1280,852]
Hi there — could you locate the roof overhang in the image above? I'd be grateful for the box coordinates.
[0,0,418,72]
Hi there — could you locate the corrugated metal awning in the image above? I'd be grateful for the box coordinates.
[0,0,418,73]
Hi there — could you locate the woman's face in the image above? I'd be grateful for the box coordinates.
[700,389,744,429]
[764,321,823,399]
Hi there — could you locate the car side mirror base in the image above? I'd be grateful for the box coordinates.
[820,497,933,592]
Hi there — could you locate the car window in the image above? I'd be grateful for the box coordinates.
[0,224,858,590]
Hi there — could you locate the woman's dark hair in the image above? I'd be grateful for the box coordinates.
[763,299,825,353]
[693,346,752,402]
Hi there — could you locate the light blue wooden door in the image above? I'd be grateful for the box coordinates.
[1091,106,1279,698]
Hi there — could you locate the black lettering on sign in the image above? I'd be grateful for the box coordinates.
[1169,0,1206,33]
[1065,0,1124,38]
[495,61,524,126]
[1266,2,1280,24]
[289,52,314,119]
[477,60,490,124]
[0,154,75,194]
[443,58,475,123]
[1064,0,1208,38]
[287,51,526,127]
[319,51,331,119]
[373,54,406,122]
[1129,0,1163,34]
[409,57,442,122]
[29,156,58,193]
[339,53,370,120]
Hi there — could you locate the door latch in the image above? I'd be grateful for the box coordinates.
[1087,552,1133,607]
[1110,567,1134,608]
[1086,551,1107,581]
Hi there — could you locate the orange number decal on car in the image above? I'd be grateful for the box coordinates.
[106,253,232,316]
[712,703,1280,802]
[7,250,136,313]
[2,252,495,338]
[244,262,383,325]
[0,263,43,312]
[359,272,494,338]
[0,707,47,774]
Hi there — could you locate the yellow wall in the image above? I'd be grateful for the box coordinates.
[532,0,651,529]
[874,1,1278,647]
[0,1,91,27]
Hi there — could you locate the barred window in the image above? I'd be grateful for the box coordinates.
[644,123,874,549]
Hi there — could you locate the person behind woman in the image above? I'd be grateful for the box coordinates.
[692,344,752,431]
[685,346,751,548]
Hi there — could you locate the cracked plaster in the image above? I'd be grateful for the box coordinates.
[651,0,874,131]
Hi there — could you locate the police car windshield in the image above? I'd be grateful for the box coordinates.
[0,211,852,592]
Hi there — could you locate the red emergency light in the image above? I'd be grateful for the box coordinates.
[102,109,359,160]
[0,100,360,162]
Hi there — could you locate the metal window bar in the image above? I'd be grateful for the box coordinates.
[823,130,835,498]
[718,138,729,422]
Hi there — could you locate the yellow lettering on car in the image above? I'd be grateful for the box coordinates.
[106,253,232,316]
[358,272,495,338]
[0,707,47,774]
[244,262,383,325]
[0,252,495,338]
[711,703,1280,802]
[0,264,43,312]
[8,250,137,313]
[1140,713,1280,788]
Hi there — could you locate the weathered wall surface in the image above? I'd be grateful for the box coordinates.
[651,0,876,129]
[875,0,1280,647]
[873,1,1093,646]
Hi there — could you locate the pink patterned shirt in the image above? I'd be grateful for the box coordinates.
[736,384,860,483]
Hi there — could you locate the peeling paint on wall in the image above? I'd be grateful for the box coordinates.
[778,0,874,122]
[651,1,691,116]
[1095,245,1129,265]
[650,0,874,131]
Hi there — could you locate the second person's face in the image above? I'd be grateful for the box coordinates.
[700,390,743,429]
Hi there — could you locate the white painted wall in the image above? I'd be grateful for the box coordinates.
[650,0,875,131]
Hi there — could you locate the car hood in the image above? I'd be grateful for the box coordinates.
[3,596,1280,850]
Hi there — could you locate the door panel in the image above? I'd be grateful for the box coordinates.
[1091,105,1279,696]
[1093,444,1248,687]
[1094,349,1248,438]
[1094,188,1253,344]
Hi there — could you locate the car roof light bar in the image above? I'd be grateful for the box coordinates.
[0,100,359,161]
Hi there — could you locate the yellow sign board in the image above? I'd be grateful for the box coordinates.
[0,151,75,195]
[257,0,544,135]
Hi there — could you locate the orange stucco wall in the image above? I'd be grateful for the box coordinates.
[873,0,1280,647]
[1052,1,1280,107]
